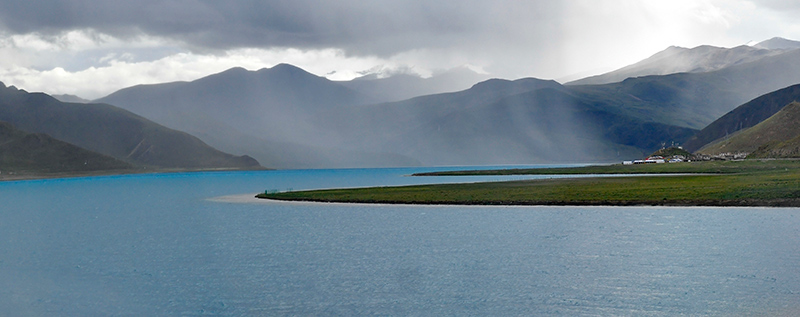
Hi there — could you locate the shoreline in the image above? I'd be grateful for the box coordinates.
[213,193,799,208]
[255,196,800,208]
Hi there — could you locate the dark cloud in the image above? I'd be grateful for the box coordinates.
[5,0,797,83]
[0,0,564,56]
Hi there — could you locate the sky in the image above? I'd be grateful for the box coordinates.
[0,0,799,99]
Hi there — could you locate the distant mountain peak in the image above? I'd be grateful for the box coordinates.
[52,94,91,103]
[266,63,307,74]
[222,66,248,73]
[468,77,561,94]
[754,37,800,50]
[0,82,20,91]
[470,78,512,88]
[272,63,300,69]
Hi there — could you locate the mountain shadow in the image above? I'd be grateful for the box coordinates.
[0,83,261,169]
[0,121,133,175]
[683,83,800,152]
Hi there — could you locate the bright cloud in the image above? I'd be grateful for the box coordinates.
[0,36,415,99]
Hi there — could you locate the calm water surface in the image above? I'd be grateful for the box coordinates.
[1,167,799,315]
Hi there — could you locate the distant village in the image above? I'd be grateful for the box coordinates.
[623,147,749,165]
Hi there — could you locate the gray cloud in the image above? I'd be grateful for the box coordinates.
[1,0,799,87]
[754,0,800,12]
[0,1,562,54]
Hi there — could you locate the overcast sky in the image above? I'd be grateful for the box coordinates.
[1,0,799,99]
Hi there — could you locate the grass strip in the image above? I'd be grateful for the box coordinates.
[257,161,800,207]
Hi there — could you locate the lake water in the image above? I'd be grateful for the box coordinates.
[1,167,799,315]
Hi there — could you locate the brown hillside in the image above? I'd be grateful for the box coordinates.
[698,102,800,155]
[748,134,800,158]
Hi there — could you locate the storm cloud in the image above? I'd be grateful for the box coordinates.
[0,1,563,54]
[1,0,800,98]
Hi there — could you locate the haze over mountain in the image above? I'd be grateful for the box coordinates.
[341,43,800,163]
[0,83,260,169]
[91,36,800,168]
[98,65,698,167]
[340,66,490,103]
[52,94,91,104]
[568,37,800,86]
[100,64,371,143]
[98,64,423,168]
[697,102,800,157]
[753,37,800,50]
[319,78,697,165]
[0,121,132,175]
[572,48,800,130]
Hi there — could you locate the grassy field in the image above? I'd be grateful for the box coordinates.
[257,160,800,207]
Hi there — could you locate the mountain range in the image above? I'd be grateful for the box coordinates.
[570,46,800,129]
[98,65,697,167]
[91,37,800,168]
[0,83,261,170]
[97,64,423,168]
[5,37,800,172]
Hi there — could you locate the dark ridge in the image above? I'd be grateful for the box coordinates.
[683,83,800,152]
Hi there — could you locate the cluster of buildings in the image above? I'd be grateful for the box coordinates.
[622,155,686,165]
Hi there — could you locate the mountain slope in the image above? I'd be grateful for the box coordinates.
[568,44,783,86]
[698,102,800,155]
[52,94,91,103]
[748,135,800,158]
[0,83,261,169]
[0,121,132,174]
[98,64,372,140]
[682,83,800,151]
[570,48,800,131]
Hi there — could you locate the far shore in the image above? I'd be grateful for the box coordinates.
[0,167,268,182]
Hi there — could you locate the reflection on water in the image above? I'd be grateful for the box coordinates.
[0,167,798,315]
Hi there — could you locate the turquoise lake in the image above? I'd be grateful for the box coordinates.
[1,167,799,315]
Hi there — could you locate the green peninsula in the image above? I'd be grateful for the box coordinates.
[257,160,800,207]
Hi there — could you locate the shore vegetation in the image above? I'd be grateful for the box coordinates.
[257,160,800,207]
